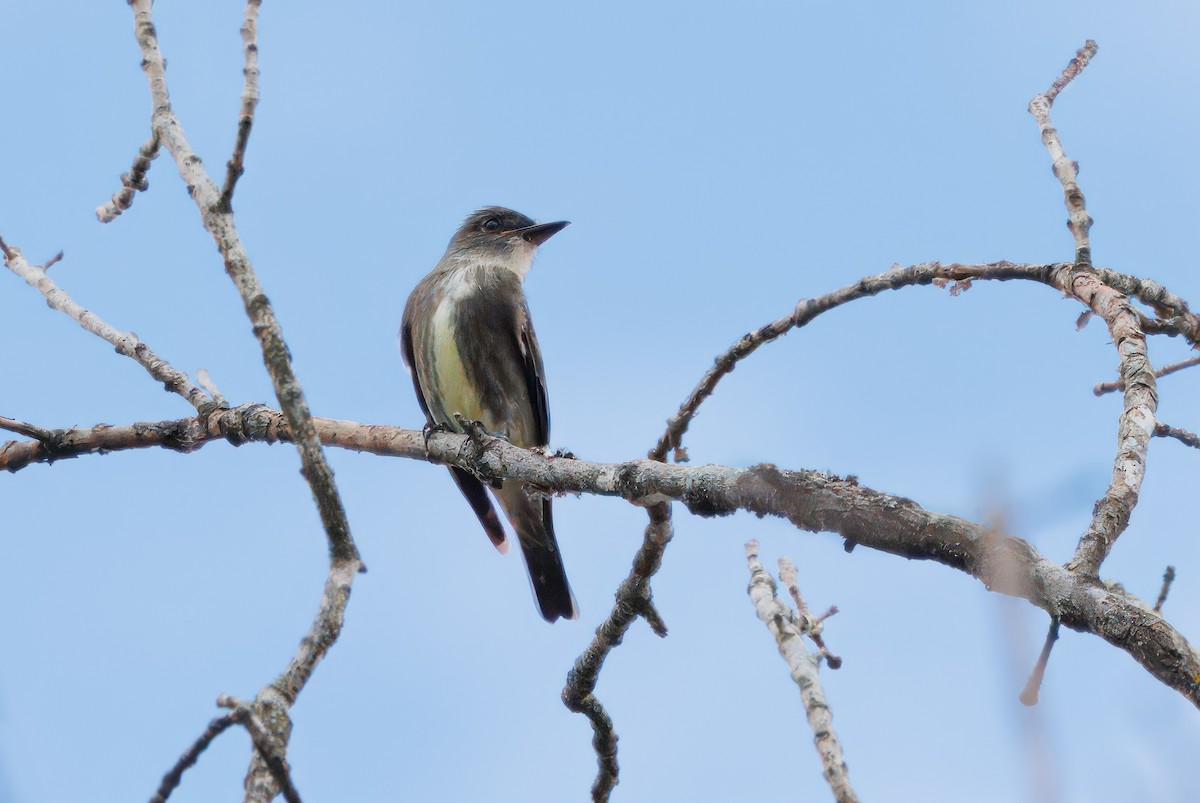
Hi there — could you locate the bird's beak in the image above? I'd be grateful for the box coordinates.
[517,220,569,246]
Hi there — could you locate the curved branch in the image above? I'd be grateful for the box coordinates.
[652,261,1063,463]
[125,4,360,799]
[1095,355,1200,397]
[127,0,357,567]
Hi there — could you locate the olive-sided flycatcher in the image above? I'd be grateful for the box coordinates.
[400,207,578,622]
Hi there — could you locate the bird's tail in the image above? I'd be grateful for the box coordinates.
[499,484,578,622]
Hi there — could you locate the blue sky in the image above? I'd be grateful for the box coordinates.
[1,2,1198,801]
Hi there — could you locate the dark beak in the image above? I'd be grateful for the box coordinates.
[517,220,569,246]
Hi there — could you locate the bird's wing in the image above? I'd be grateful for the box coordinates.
[517,302,550,447]
[402,304,509,552]
[399,318,433,421]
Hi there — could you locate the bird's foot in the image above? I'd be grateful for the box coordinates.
[452,414,495,444]
[421,421,451,455]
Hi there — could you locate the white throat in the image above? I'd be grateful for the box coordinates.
[498,243,536,280]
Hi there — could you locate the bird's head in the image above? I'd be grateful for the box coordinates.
[446,207,569,278]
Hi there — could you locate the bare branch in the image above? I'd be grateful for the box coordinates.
[218,696,303,803]
[96,132,160,223]
[125,3,361,798]
[0,240,213,412]
[0,416,56,442]
[1028,40,1098,267]
[563,503,673,802]
[1040,39,1099,104]
[1095,355,1200,396]
[220,0,262,208]
[651,259,1112,464]
[129,0,355,566]
[648,260,1052,463]
[1019,618,1061,706]
[6,408,1198,709]
[1154,421,1200,450]
[149,712,239,803]
[779,556,842,668]
[1025,43,1159,578]
[746,541,858,803]
[1093,268,1200,345]
[1063,269,1157,576]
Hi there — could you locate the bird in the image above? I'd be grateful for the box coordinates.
[400,206,578,622]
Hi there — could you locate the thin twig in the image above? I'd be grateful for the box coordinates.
[1028,40,1098,267]
[779,556,842,668]
[1095,355,1200,396]
[0,239,213,413]
[650,260,1063,464]
[1154,566,1177,613]
[1020,618,1061,706]
[1152,420,1200,451]
[96,132,160,223]
[0,416,56,441]
[1154,421,1200,449]
[746,541,858,803]
[149,713,239,803]
[220,0,262,209]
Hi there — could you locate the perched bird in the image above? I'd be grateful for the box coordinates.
[400,207,578,622]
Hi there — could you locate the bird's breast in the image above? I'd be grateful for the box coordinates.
[425,286,488,428]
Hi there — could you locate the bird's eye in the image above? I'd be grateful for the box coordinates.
[482,217,501,232]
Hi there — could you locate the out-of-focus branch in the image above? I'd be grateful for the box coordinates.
[0,238,213,413]
[96,132,160,223]
[1095,355,1200,396]
[220,0,262,209]
[1019,618,1061,706]
[746,541,857,803]
[1154,566,1177,613]
[1028,39,1097,267]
